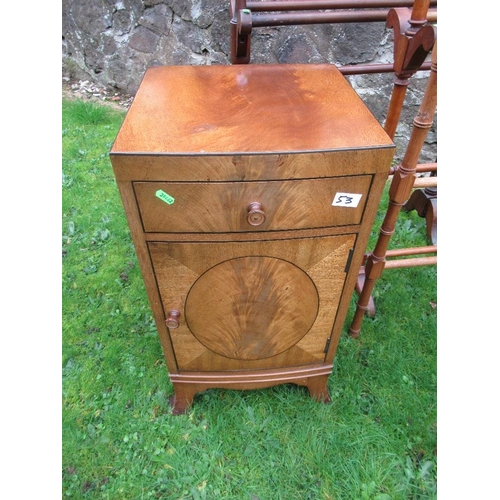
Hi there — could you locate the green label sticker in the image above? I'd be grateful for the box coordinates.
[155,189,175,205]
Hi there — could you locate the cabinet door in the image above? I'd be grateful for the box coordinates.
[149,234,356,372]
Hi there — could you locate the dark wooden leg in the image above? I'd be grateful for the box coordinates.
[355,268,376,318]
[403,186,437,245]
[169,384,198,415]
[425,197,437,245]
[306,375,331,403]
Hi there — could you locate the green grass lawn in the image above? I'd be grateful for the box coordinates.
[62,98,437,499]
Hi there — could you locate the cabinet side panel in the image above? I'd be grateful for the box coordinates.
[111,174,179,373]
[325,161,394,364]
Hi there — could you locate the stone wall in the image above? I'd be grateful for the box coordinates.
[62,0,436,161]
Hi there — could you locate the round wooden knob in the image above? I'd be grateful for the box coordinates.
[247,202,266,226]
[165,310,180,329]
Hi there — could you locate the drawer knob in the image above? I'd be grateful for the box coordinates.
[247,202,266,226]
[165,310,180,329]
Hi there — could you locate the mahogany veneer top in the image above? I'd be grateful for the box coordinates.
[111,64,393,155]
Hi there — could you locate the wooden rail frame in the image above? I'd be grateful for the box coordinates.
[350,39,437,337]
[230,0,436,64]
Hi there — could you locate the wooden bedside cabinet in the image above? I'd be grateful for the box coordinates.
[110,64,394,414]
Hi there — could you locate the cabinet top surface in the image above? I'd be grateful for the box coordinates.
[111,64,393,156]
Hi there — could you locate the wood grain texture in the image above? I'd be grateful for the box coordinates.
[185,256,319,360]
[111,64,394,155]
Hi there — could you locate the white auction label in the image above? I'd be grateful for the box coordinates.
[332,192,363,208]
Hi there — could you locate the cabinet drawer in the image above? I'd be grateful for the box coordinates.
[134,176,372,233]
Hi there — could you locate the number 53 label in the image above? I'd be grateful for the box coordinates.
[332,192,362,208]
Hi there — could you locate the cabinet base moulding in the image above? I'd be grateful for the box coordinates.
[169,365,333,414]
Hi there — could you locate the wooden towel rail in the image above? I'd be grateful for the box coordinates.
[230,0,436,64]
[229,0,437,337]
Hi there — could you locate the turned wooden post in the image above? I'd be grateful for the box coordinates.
[384,0,435,139]
[349,39,437,338]
[406,0,432,35]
